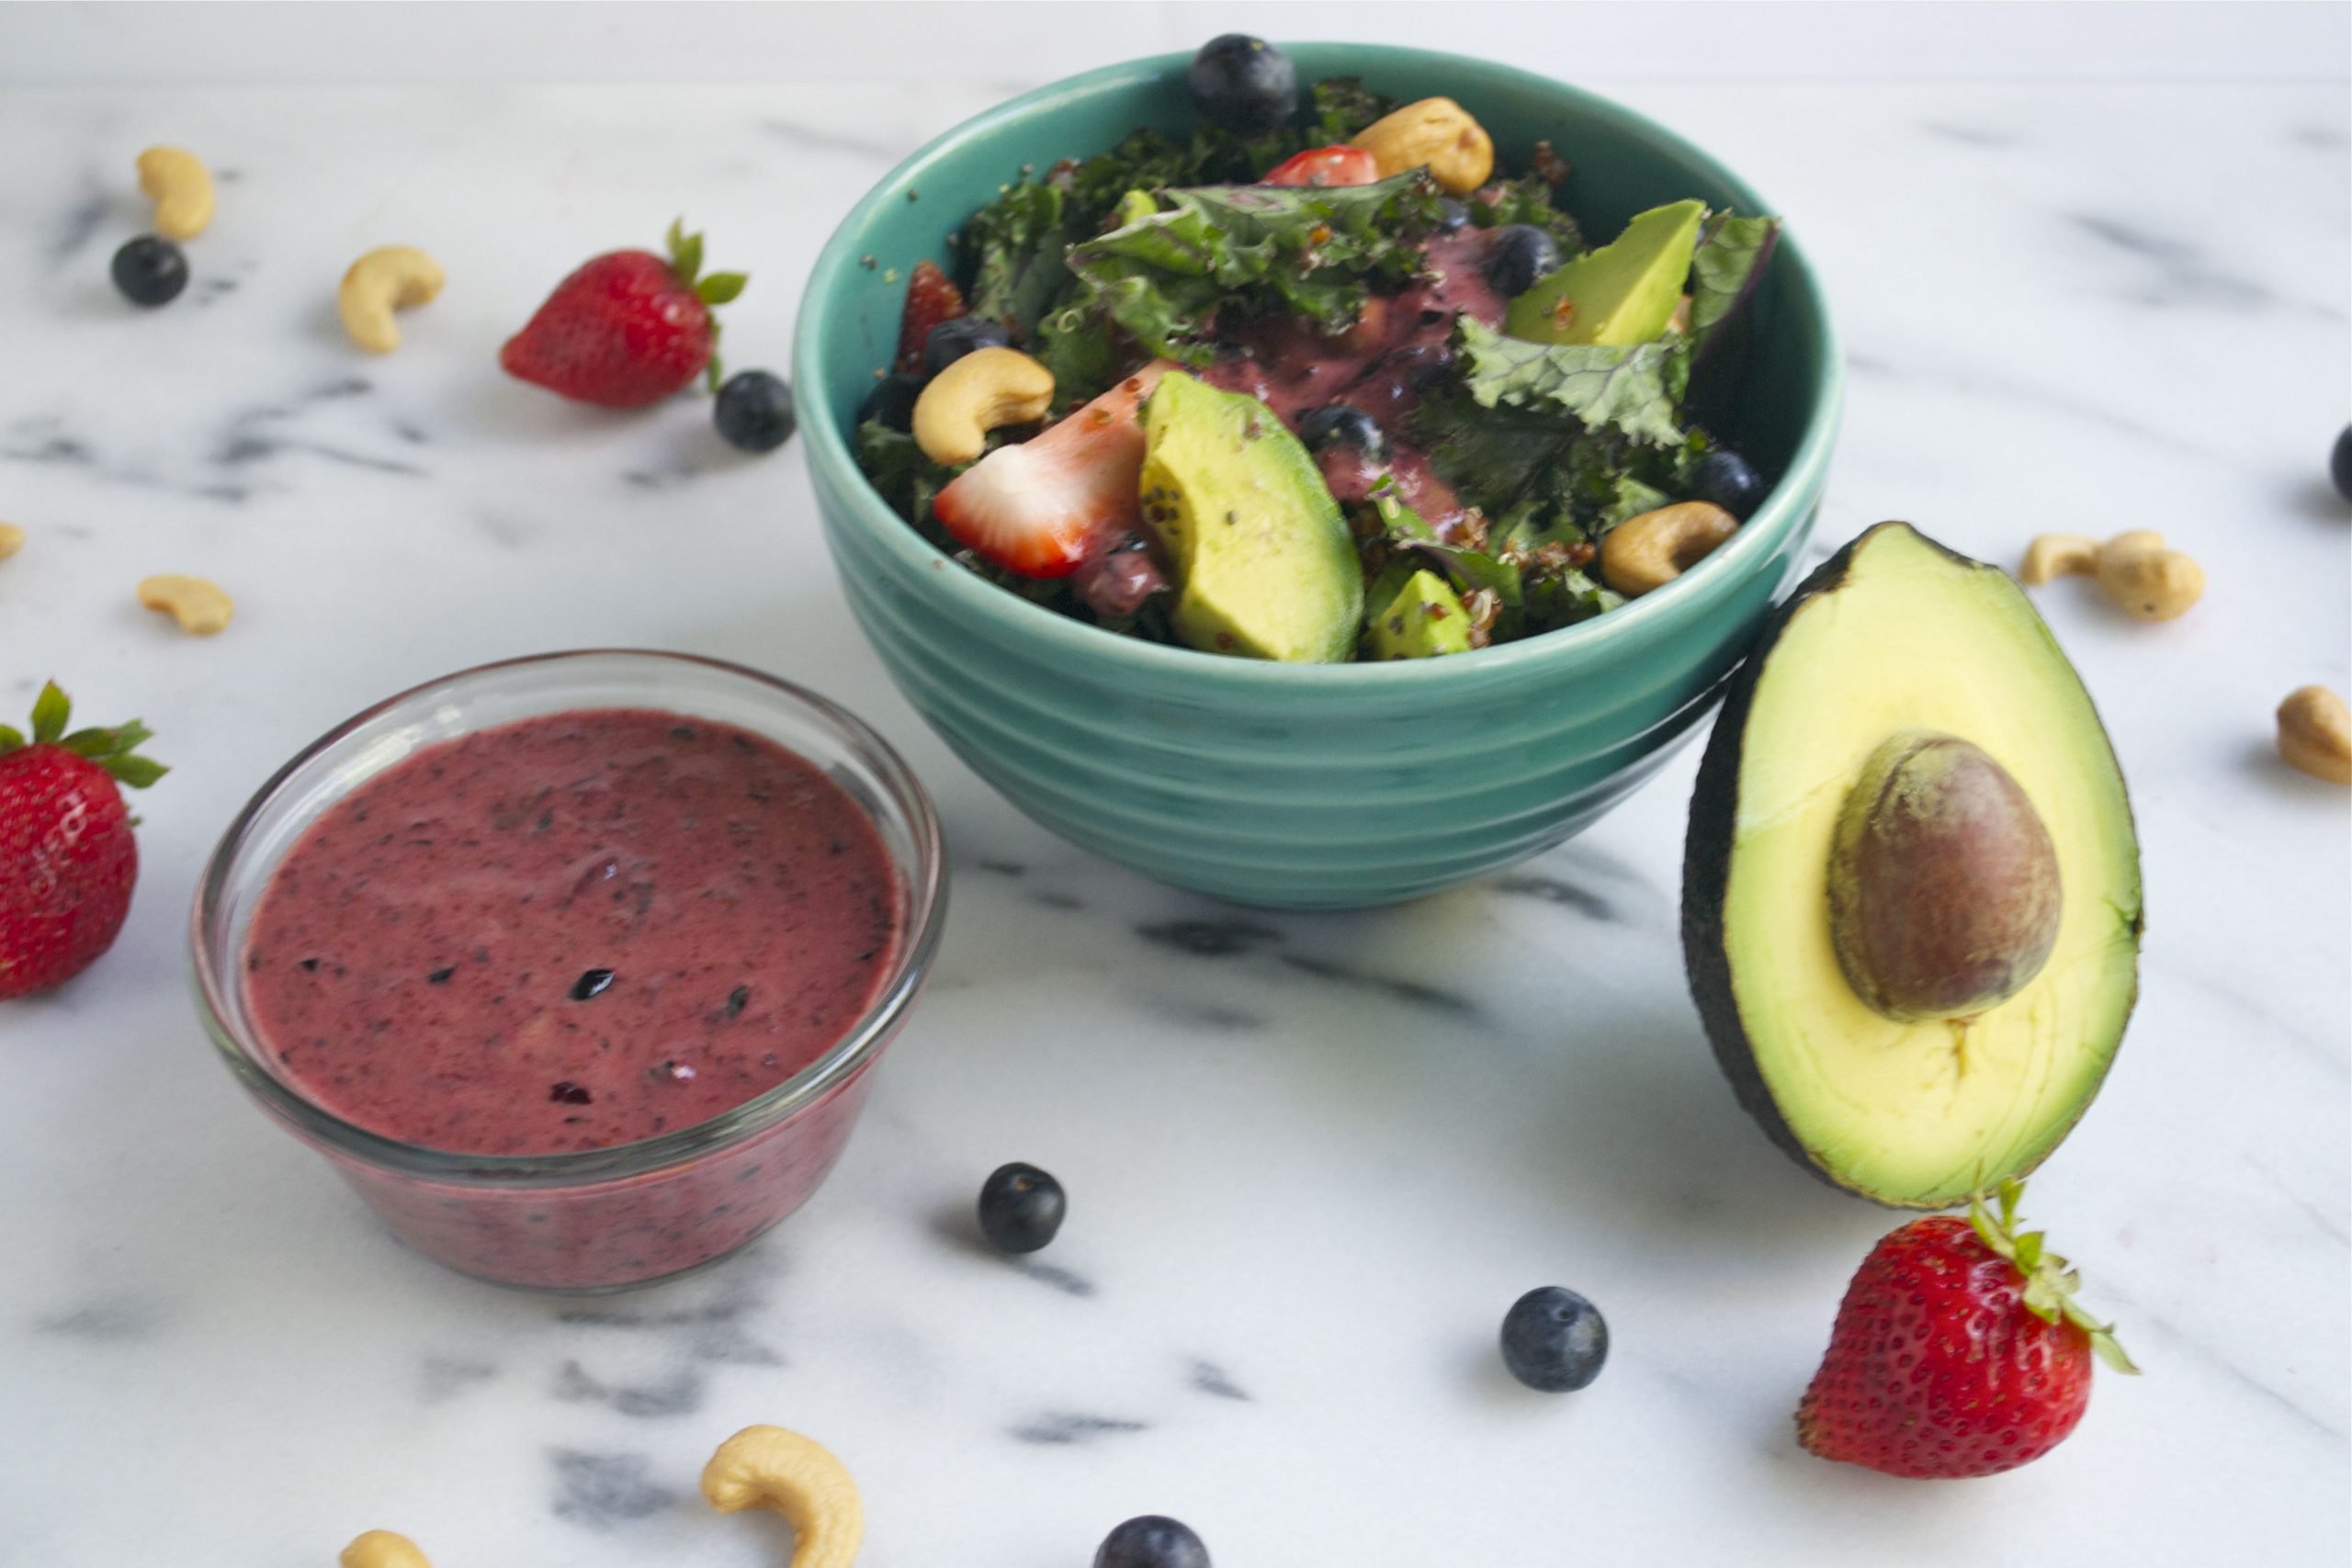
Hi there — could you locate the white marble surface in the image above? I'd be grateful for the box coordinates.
[1,32,2347,1568]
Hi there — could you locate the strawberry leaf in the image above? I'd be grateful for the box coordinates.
[107,753,167,790]
[668,219,705,287]
[695,271,748,306]
[30,680,69,744]
[0,724,22,752]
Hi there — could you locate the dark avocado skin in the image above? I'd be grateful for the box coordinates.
[1679,521,2143,1209]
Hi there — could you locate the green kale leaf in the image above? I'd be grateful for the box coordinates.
[1455,317,1691,448]
[963,179,1073,332]
[1312,76,1395,141]
[1688,212,1781,348]
[1058,171,1447,363]
[1468,172,1586,255]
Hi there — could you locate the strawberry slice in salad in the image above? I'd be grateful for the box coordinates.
[1261,145,1380,187]
[932,362,1171,578]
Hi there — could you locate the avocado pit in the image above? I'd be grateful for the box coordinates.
[1827,731,2063,1022]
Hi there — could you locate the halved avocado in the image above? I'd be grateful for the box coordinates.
[1682,523,2142,1209]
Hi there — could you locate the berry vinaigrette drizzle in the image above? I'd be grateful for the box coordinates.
[241,709,899,1156]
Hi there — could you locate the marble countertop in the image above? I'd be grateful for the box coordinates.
[1,29,2346,1568]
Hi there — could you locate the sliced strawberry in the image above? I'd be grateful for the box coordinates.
[932,363,1171,578]
[895,261,967,375]
[1263,145,1380,187]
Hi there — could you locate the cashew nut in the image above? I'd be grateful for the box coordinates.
[2094,529,2203,621]
[0,522,23,560]
[339,246,445,354]
[1600,501,1739,597]
[136,146,215,241]
[2278,685,2352,785]
[137,573,234,635]
[2019,532,2098,586]
[1351,97,1495,194]
[339,1529,432,1568]
[702,1424,863,1568]
[911,346,1054,466]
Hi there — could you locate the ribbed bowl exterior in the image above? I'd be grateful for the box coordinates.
[797,45,1841,909]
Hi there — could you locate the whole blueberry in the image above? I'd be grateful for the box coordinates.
[110,234,187,307]
[1690,446,1770,519]
[1296,404,1385,462]
[1095,1515,1210,1568]
[977,1161,1066,1254]
[713,370,797,454]
[1500,1285,1609,1393]
[1484,225,1563,299]
[2332,425,2352,504]
[923,316,1013,377]
[1435,197,1471,234]
[1186,34,1296,134]
[863,370,924,433]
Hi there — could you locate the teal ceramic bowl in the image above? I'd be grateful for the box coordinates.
[795,44,1840,910]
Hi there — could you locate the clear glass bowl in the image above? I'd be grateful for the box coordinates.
[192,650,946,1292]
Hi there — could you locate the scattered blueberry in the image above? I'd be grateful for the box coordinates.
[571,967,616,1001]
[713,369,797,454]
[1095,1515,1210,1568]
[977,1161,1066,1254]
[1484,225,1563,299]
[110,234,187,307]
[1435,197,1471,234]
[1186,34,1296,134]
[1499,1285,1609,1393]
[1690,447,1770,520]
[2332,425,2352,504]
[922,316,1012,376]
[1297,404,1386,462]
[864,370,923,433]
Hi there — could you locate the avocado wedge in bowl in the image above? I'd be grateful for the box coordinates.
[1682,523,2143,1209]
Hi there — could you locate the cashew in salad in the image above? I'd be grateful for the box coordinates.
[136,145,215,240]
[339,1529,432,1568]
[1351,97,1495,194]
[137,572,234,635]
[338,246,445,354]
[1600,501,1739,597]
[911,345,1054,466]
[702,1423,863,1568]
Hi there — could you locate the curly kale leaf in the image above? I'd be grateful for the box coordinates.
[1454,318,1691,448]
[854,417,959,532]
[1058,171,1447,363]
[963,180,1074,332]
[1468,173,1586,255]
[1688,212,1780,349]
[1312,76,1395,141]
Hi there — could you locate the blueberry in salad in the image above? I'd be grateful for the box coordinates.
[854,44,1783,662]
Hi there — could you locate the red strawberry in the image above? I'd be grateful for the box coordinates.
[1263,145,1380,187]
[1,682,167,1001]
[932,362,1171,578]
[1797,1179,2137,1479]
[896,260,968,374]
[500,220,747,408]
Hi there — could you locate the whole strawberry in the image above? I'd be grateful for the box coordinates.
[500,220,746,408]
[1,682,166,1000]
[1797,1179,2136,1479]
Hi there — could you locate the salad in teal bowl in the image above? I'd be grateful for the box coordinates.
[796,39,1840,908]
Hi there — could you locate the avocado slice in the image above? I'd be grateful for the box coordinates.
[1682,523,2142,1209]
[1504,199,1705,344]
[1138,372,1363,662]
[1364,567,1474,660]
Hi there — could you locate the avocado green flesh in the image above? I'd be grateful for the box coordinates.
[1505,199,1704,345]
[1138,372,1363,663]
[1364,568,1473,659]
[1696,524,2141,1209]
